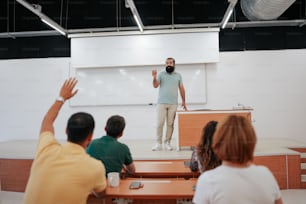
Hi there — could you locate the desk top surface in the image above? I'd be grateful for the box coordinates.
[132,160,199,177]
[105,179,197,199]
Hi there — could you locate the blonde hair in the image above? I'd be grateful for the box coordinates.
[212,115,256,164]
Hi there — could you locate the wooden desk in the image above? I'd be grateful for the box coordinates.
[176,109,252,150]
[127,160,199,178]
[106,179,196,200]
[87,178,196,204]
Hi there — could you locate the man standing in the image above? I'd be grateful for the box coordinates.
[151,57,187,151]
[24,78,107,204]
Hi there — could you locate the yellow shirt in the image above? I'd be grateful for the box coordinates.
[24,131,107,204]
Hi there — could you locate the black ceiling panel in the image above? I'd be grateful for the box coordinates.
[1,0,306,59]
[2,0,304,32]
[219,31,245,51]
[285,27,306,49]
[0,36,70,59]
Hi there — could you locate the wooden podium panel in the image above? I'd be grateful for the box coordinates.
[177,110,252,150]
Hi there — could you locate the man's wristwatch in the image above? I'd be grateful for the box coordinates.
[56,96,65,103]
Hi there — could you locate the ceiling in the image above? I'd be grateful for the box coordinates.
[1,0,306,59]
[1,0,306,37]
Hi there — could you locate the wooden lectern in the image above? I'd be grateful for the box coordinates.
[176,109,252,150]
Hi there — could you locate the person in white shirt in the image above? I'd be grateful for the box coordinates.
[193,115,283,204]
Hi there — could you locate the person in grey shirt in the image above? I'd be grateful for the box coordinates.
[151,57,187,151]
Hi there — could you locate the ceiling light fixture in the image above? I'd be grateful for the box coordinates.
[41,18,66,36]
[221,0,238,29]
[222,9,234,29]
[133,14,143,32]
[299,20,306,27]
[16,0,67,36]
[126,0,144,32]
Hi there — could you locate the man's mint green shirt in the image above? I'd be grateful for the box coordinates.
[157,71,183,104]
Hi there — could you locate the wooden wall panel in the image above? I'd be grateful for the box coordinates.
[254,155,302,189]
[0,159,32,192]
[288,147,306,189]
[0,153,303,194]
[287,155,301,189]
[253,156,287,189]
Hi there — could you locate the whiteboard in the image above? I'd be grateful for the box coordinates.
[71,31,219,68]
[70,64,206,106]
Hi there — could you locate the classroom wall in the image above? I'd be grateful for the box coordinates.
[0,49,306,143]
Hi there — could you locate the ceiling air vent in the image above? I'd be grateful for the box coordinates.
[241,0,296,21]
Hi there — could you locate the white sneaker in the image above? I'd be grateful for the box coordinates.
[152,143,162,151]
[164,143,173,151]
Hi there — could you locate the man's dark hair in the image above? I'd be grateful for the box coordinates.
[105,115,126,138]
[67,112,95,144]
[166,57,175,64]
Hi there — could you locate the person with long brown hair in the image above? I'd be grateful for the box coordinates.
[193,115,283,204]
[189,121,221,172]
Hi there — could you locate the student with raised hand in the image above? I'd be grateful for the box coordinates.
[87,115,136,176]
[23,78,107,204]
[189,120,221,172]
[193,115,283,204]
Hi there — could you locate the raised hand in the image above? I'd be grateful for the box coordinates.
[152,70,157,78]
[59,77,78,101]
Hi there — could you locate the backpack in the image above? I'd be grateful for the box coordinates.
[189,149,199,172]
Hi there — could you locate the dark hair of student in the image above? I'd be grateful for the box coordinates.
[67,112,95,144]
[166,57,175,64]
[105,115,126,138]
[197,121,221,171]
[213,115,256,164]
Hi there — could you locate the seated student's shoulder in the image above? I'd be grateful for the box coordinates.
[252,164,275,176]
[38,131,58,143]
[89,160,107,192]
[87,153,104,164]
[117,141,130,149]
[199,165,223,179]
[87,156,106,175]
[37,131,60,153]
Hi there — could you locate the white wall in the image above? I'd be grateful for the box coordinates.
[206,50,306,142]
[0,49,306,143]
